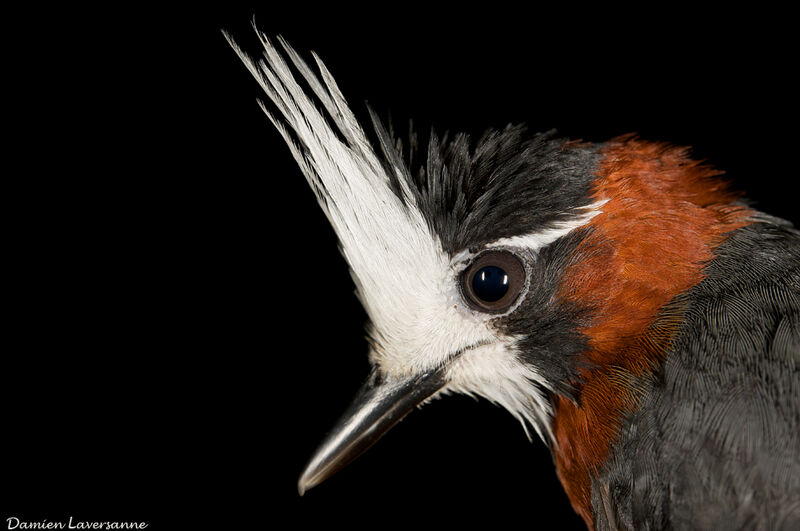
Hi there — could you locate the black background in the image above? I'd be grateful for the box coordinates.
[3,5,796,530]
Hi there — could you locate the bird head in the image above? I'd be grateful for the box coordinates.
[226,29,751,522]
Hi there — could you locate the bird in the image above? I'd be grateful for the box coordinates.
[225,28,800,530]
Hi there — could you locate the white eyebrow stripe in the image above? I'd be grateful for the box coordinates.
[485,199,608,251]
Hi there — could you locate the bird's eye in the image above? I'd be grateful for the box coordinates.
[460,251,526,313]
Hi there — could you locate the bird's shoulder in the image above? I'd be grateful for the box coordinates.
[593,217,800,530]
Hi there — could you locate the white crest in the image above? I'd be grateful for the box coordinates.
[224,30,451,370]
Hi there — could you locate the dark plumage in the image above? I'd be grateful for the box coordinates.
[372,120,601,254]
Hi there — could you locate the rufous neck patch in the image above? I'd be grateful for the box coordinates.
[552,137,752,528]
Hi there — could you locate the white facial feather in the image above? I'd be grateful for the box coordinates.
[486,199,608,251]
[227,29,603,442]
[442,341,555,442]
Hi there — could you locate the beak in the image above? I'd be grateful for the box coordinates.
[297,366,447,495]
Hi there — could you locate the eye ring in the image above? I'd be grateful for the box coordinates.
[460,250,526,314]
